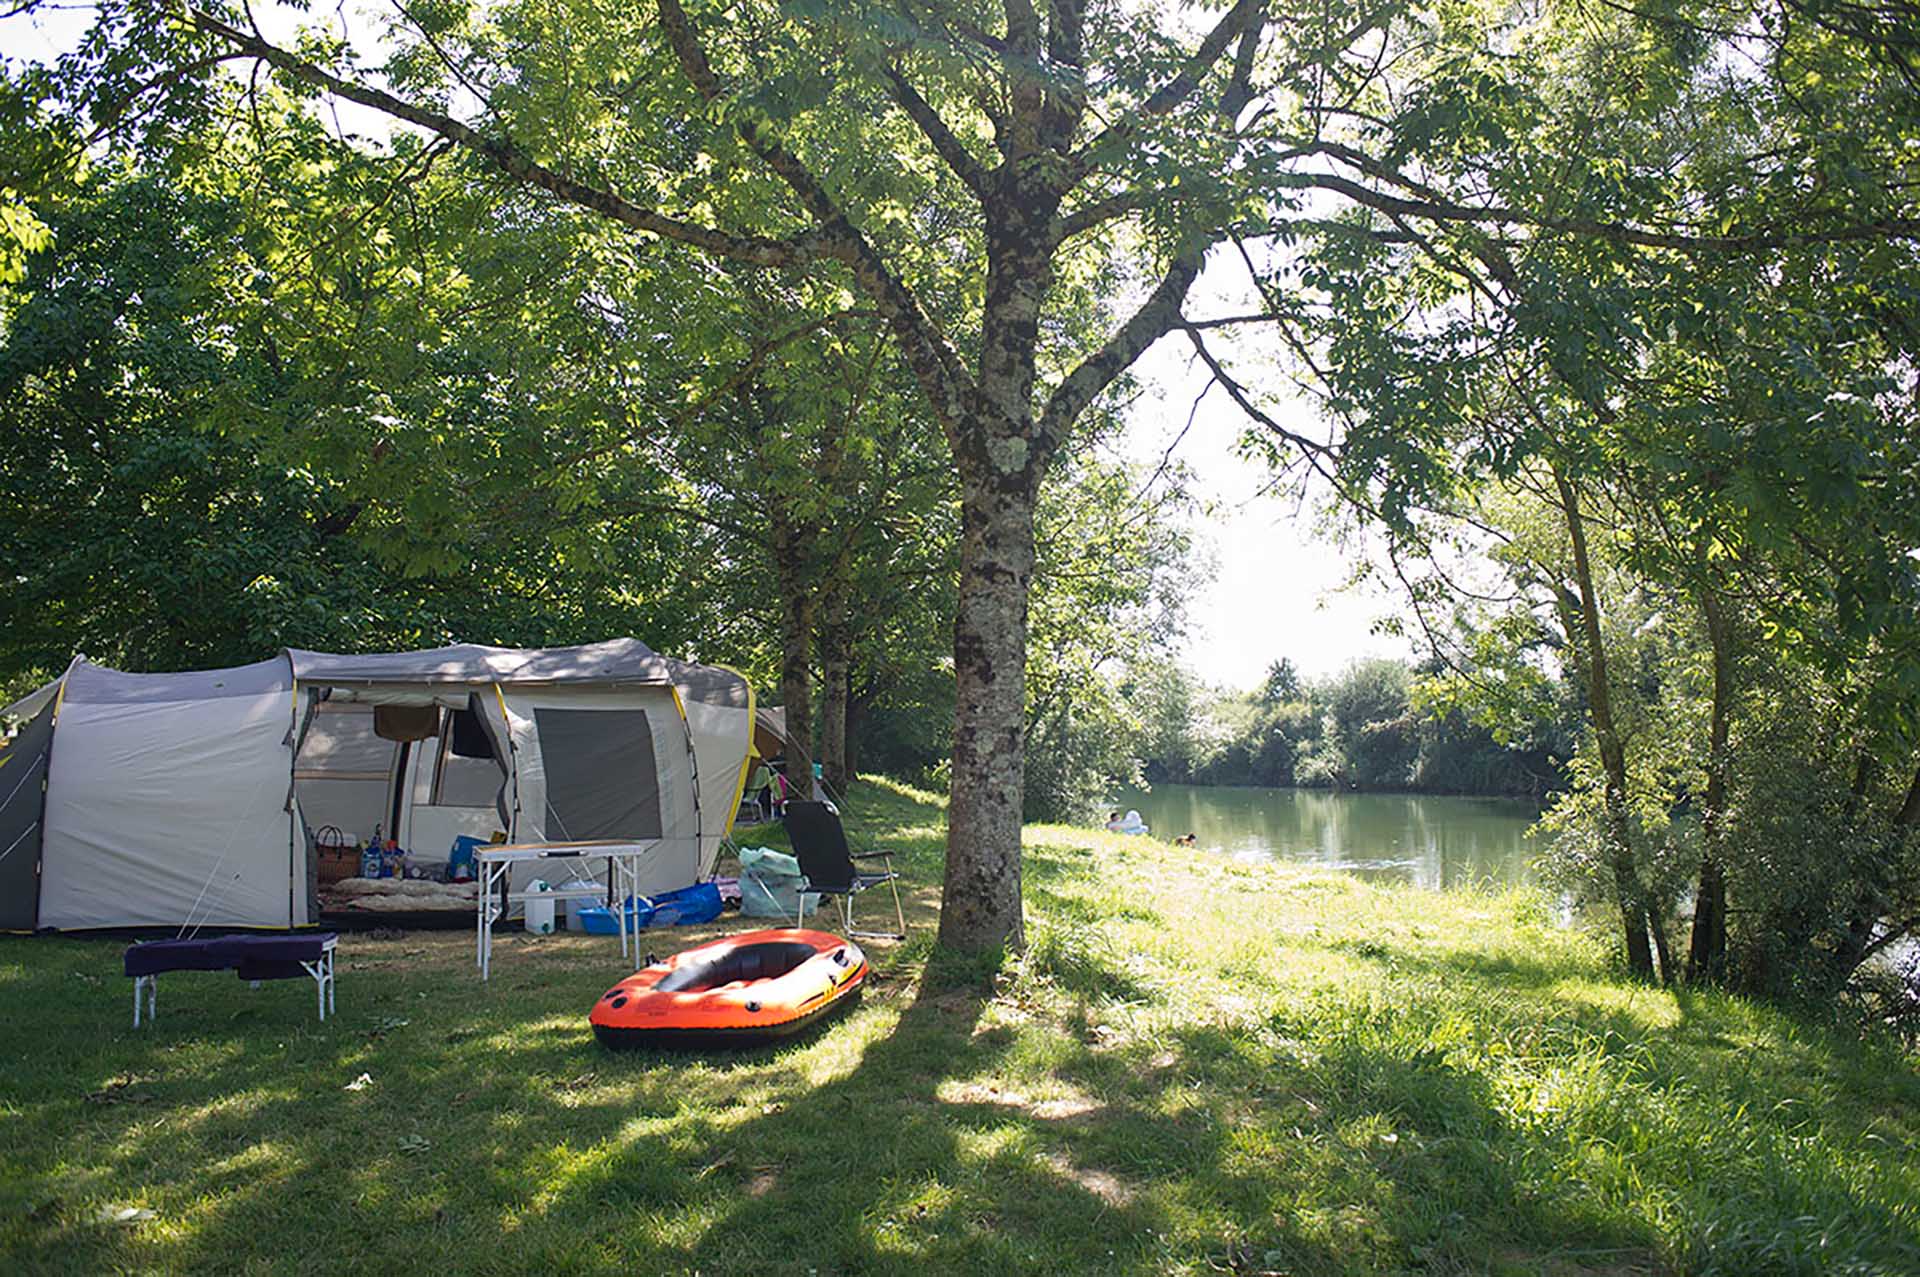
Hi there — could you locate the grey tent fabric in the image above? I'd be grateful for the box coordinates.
[8,640,755,931]
[286,640,749,706]
[753,706,794,759]
[64,657,292,704]
[39,658,301,931]
[0,696,56,930]
[0,676,61,724]
[534,707,663,841]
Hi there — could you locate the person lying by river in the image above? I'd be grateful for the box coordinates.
[1105,810,1149,836]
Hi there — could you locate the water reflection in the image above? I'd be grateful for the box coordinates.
[1109,784,1544,889]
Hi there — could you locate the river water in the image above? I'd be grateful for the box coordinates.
[1108,783,1545,890]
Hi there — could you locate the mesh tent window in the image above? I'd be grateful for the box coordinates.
[294,703,396,845]
[534,707,662,841]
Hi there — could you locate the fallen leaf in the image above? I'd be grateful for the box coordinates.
[95,1205,156,1226]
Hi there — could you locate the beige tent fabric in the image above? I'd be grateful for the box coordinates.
[38,658,299,931]
[16,641,758,930]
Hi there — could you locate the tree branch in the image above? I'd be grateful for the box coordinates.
[881,61,991,197]
[653,0,976,432]
[187,8,827,268]
[1219,0,1266,123]
[1053,187,1160,240]
[1179,322,1334,463]
[1041,0,1089,151]
[1069,0,1262,178]
[1297,170,1920,252]
[1038,242,1208,449]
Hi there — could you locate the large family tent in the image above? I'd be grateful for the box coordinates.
[0,640,755,932]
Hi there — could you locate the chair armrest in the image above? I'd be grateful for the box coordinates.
[849,850,895,861]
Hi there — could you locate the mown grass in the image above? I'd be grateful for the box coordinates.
[2,778,1916,1274]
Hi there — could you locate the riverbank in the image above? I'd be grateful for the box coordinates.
[2,778,1915,1274]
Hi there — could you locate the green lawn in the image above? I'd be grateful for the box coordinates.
[2,779,1916,1274]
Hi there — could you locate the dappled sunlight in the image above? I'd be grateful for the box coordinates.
[2,781,1916,1272]
[935,1077,1107,1122]
[1037,1149,1138,1207]
[1548,979,1682,1032]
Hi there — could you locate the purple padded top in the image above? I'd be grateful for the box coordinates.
[124,933,336,978]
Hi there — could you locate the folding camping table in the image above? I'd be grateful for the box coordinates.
[124,933,338,1026]
[473,841,663,981]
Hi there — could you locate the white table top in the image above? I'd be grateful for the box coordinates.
[474,840,659,864]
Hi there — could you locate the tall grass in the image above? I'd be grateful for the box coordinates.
[0,779,1914,1274]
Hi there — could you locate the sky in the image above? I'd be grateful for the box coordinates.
[1118,263,1411,691]
[5,4,1413,690]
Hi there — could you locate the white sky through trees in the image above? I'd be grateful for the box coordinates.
[1125,313,1411,691]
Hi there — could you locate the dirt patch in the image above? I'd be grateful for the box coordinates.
[1494,1247,1672,1276]
[1039,1152,1135,1207]
[937,1080,1105,1122]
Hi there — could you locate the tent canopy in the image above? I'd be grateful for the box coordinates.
[2,639,757,932]
[753,705,794,761]
[287,639,749,706]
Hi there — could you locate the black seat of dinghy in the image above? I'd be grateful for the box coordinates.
[654,940,821,992]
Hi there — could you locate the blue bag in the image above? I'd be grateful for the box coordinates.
[576,882,724,934]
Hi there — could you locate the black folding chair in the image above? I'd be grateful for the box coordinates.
[782,801,907,940]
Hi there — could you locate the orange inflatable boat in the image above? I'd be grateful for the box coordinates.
[590,928,868,1050]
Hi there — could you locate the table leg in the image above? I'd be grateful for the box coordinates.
[479,863,493,982]
[616,856,628,961]
[625,857,642,971]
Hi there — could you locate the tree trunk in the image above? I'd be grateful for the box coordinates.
[1687,587,1734,984]
[939,464,1039,953]
[1648,912,1674,985]
[1554,468,1657,980]
[1830,758,1920,983]
[769,512,815,790]
[932,174,1064,955]
[1688,858,1727,983]
[818,572,852,799]
[845,688,869,782]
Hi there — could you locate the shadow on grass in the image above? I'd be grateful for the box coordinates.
[7,783,1919,1274]
[2,932,1185,1271]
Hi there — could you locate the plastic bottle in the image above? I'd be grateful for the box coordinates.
[524,880,555,935]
